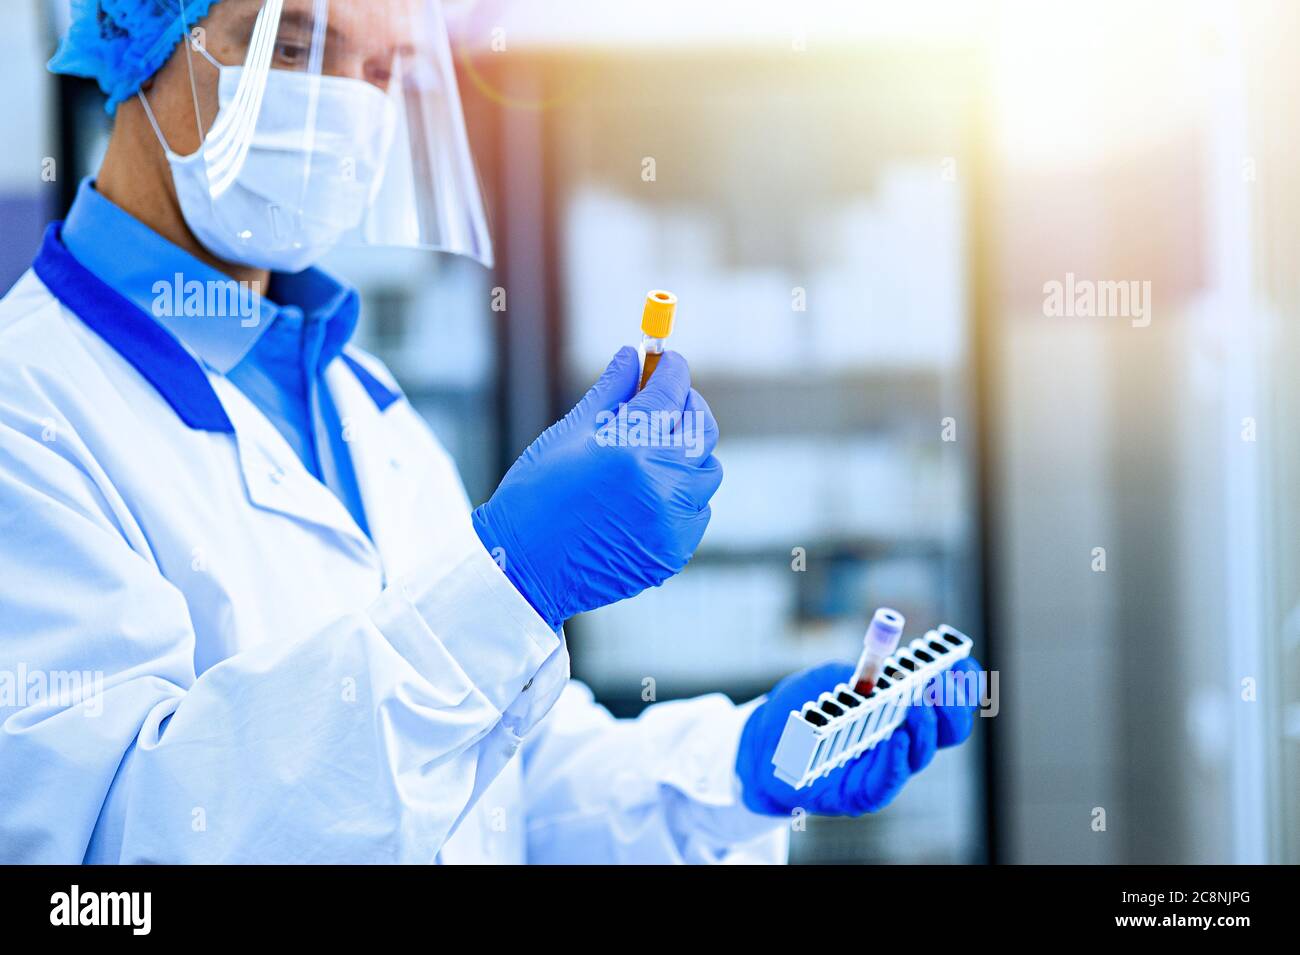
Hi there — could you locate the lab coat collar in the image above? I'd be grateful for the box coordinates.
[207,359,406,572]
[324,359,406,564]
[32,221,399,429]
[34,220,401,563]
[61,178,274,374]
[341,354,402,411]
[33,222,236,433]
[210,373,380,566]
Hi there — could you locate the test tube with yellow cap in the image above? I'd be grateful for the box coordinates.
[639,290,677,390]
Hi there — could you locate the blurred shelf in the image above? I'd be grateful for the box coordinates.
[395,383,492,404]
[508,32,989,863]
[694,369,951,438]
[694,534,956,566]
[590,681,773,718]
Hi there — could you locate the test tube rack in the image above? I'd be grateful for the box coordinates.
[770,625,974,789]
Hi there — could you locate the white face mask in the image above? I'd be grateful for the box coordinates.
[139,47,399,272]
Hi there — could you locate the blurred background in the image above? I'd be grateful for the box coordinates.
[2,0,1297,863]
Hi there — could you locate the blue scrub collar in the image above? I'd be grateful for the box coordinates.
[61,178,277,374]
[34,222,235,433]
[31,223,402,432]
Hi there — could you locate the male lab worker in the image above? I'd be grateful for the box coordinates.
[0,0,979,863]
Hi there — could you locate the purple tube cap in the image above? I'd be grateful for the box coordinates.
[865,607,905,653]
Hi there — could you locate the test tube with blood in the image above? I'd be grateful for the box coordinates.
[638,290,677,390]
[852,608,906,697]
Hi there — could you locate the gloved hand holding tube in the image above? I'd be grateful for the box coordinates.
[472,346,722,630]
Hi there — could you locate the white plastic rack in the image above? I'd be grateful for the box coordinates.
[770,624,974,788]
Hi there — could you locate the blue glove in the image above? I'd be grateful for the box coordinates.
[473,347,722,630]
[736,657,981,816]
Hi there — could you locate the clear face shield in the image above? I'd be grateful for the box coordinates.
[143,0,492,272]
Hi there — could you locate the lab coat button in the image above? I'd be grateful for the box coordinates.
[268,467,285,485]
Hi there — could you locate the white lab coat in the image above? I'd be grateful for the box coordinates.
[0,264,787,864]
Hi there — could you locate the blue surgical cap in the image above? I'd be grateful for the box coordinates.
[48,1,221,115]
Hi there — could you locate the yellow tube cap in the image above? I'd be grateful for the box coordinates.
[641,290,677,339]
